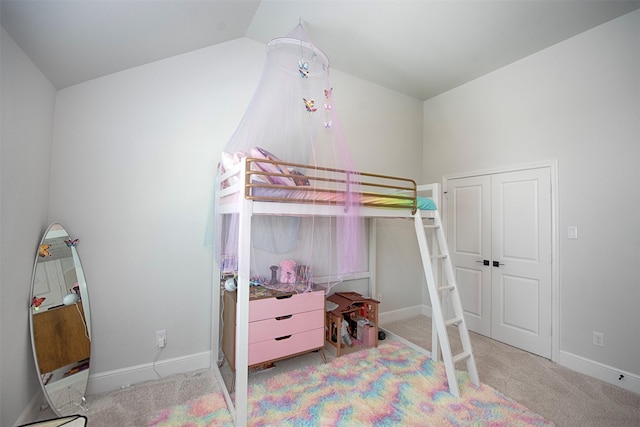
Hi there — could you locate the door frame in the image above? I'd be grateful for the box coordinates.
[442,159,559,362]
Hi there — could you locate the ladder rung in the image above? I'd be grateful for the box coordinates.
[438,284,455,292]
[452,351,472,364]
[431,254,449,260]
[445,317,463,327]
[422,224,440,229]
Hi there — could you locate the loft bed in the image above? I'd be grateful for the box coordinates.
[215,153,436,217]
[211,152,476,426]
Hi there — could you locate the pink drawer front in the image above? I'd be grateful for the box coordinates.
[250,290,324,322]
[248,328,324,366]
[249,309,324,344]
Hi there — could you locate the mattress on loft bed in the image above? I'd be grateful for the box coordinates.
[218,148,436,211]
[249,185,436,210]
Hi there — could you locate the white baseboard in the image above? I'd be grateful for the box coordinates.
[557,350,640,395]
[13,390,45,427]
[87,350,211,395]
[378,304,431,325]
[379,306,640,396]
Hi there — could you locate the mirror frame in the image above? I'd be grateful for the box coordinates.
[29,222,91,415]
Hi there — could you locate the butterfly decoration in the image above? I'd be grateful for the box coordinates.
[39,244,51,257]
[298,60,309,78]
[31,296,46,310]
[323,88,333,111]
[324,121,332,129]
[303,98,317,113]
[64,238,79,247]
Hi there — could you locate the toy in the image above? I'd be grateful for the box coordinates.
[340,315,354,348]
[296,265,311,283]
[250,275,266,286]
[279,260,297,284]
[325,292,380,357]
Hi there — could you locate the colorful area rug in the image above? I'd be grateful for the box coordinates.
[147,341,553,426]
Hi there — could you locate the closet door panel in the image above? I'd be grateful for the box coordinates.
[446,175,491,336]
[491,168,552,359]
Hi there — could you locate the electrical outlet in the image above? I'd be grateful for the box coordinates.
[592,331,604,347]
[156,329,167,348]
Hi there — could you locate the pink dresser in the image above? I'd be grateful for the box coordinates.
[222,288,325,371]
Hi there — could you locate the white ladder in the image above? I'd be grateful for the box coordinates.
[413,209,480,397]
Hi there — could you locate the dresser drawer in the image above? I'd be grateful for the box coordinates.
[249,290,324,322]
[248,328,324,366]
[249,309,324,344]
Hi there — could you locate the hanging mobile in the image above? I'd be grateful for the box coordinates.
[303,98,317,113]
[298,60,309,78]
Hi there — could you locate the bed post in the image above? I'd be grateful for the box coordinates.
[234,160,252,426]
[212,172,222,370]
[369,218,377,300]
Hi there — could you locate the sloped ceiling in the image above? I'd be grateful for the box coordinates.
[2,0,639,100]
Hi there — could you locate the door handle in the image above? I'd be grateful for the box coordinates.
[476,260,490,266]
[493,261,504,267]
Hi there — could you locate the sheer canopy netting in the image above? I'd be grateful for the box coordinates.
[216,24,365,291]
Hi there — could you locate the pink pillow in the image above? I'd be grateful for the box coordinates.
[250,147,296,186]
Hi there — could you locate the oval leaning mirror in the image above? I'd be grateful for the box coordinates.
[30,223,91,415]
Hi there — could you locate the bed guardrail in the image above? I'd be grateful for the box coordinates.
[232,157,419,214]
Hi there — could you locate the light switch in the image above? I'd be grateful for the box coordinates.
[568,226,578,239]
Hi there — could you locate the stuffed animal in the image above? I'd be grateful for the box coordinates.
[279,260,297,284]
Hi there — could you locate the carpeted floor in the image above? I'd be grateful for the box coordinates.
[382,315,640,427]
[31,368,220,426]
[148,341,553,426]
[29,315,640,426]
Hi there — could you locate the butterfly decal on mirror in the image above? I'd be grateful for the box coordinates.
[31,296,46,310]
[324,121,332,129]
[298,60,309,78]
[39,244,51,257]
[64,238,79,247]
[303,98,317,113]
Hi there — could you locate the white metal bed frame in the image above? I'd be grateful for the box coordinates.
[211,157,478,426]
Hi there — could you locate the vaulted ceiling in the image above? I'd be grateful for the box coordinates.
[2,1,639,100]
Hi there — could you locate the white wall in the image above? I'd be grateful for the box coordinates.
[422,10,640,385]
[0,28,56,426]
[49,37,423,392]
[330,70,424,313]
[48,38,262,387]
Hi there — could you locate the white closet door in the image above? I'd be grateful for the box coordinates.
[446,167,552,359]
[446,175,492,336]
[491,168,552,358]
[33,260,66,311]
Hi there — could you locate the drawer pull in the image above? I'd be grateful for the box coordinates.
[275,294,293,300]
[275,335,292,341]
[275,314,293,321]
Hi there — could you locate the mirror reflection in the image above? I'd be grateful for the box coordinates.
[30,223,91,415]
